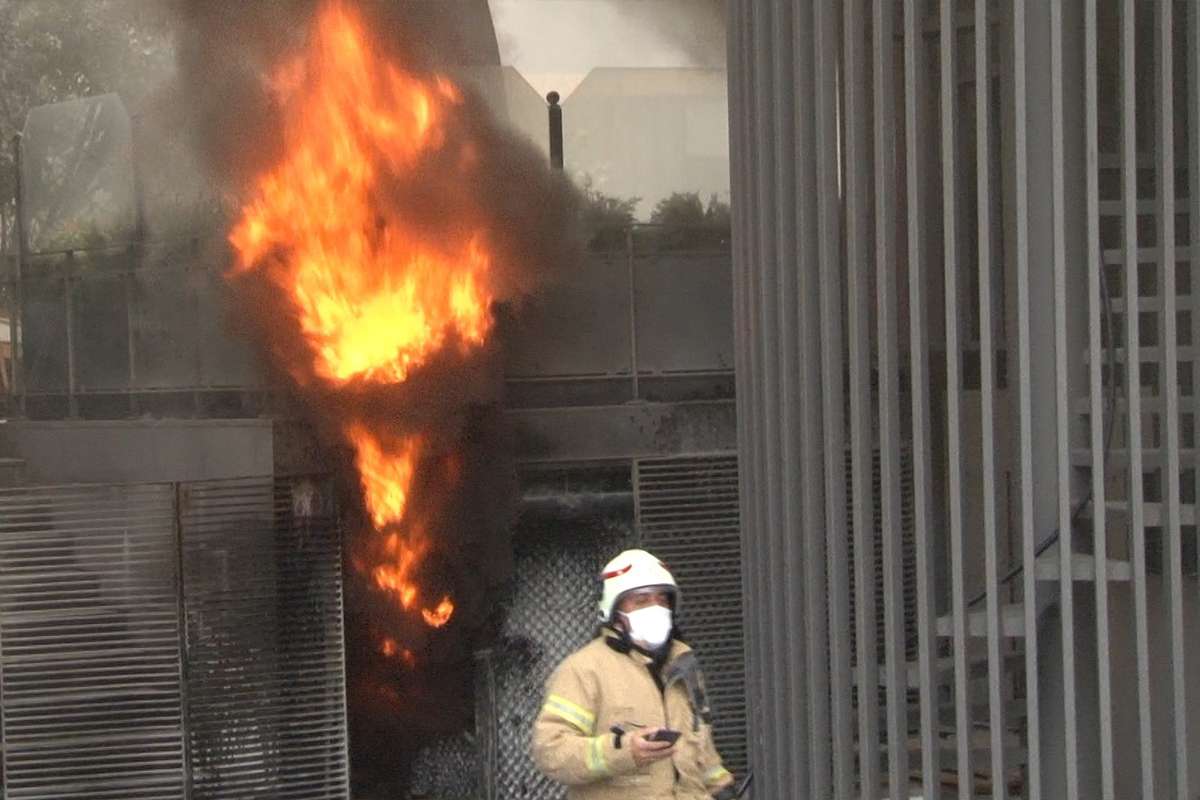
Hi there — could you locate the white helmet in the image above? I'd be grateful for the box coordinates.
[597,549,678,622]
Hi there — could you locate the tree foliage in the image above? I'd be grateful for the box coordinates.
[647,191,730,250]
[577,175,638,251]
[0,0,173,251]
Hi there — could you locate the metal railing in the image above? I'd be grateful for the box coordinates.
[1,226,735,418]
[0,237,267,420]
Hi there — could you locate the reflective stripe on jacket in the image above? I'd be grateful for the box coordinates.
[531,632,733,799]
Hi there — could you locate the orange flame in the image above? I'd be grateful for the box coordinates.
[229,3,474,632]
[229,3,494,386]
[373,529,428,610]
[349,426,418,529]
[422,596,455,628]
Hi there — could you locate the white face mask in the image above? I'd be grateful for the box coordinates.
[620,605,673,649]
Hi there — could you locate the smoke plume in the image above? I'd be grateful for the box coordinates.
[610,0,727,69]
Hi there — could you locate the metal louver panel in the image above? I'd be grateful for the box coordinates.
[0,482,186,800]
[180,475,349,800]
[635,454,746,777]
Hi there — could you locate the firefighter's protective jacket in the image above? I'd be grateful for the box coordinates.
[531,631,733,799]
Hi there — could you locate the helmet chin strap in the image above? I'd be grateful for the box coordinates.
[617,613,676,654]
[602,620,634,653]
[603,619,680,659]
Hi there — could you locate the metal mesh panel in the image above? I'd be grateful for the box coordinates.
[635,454,747,777]
[408,734,478,799]
[180,476,349,800]
[0,482,186,800]
[473,514,634,800]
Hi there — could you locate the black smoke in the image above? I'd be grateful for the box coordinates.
[166,1,581,795]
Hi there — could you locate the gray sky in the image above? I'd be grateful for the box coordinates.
[487,0,703,98]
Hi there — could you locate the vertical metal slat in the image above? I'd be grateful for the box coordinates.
[906,3,941,797]
[63,255,77,418]
[1012,2,1044,796]
[1083,1,1115,796]
[1155,1,1188,796]
[730,0,762,789]
[732,2,761,784]
[940,2,973,795]
[815,0,853,793]
[741,4,772,792]
[795,2,833,793]
[1049,2,1080,797]
[845,0,880,793]
[752,5,786,797]
[769,0,810,792]
[975,3,1008,796]
[874,2,908,797]
[11,134,26,413]
[1120,0,1155,794]
[1190,2,1200,768]
[726,7,756,785]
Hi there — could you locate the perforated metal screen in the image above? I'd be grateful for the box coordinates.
[635,454,747,777]
[0,476,349,800]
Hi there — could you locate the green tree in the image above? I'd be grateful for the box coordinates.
[0,0,173,254]
[577,175,638,251]
[647,191,730,251]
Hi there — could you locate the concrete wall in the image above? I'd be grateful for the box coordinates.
[563,68,729,219]
[0,419,273,484]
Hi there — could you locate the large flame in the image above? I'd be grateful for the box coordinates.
[229,5,493,386]
[228,3,493,634]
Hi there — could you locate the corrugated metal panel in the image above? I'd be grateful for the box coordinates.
[636,454,746,777]
[180,476,349,800]
[0,482,186,800]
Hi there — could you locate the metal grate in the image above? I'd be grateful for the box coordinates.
[180,476,349,800]
[0,476,349,800]
[0,482,186,800]
[635,454,747,778]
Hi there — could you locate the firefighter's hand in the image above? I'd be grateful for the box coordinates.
[629,728,675,767]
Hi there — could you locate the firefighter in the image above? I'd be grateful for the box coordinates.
[531,548,735,799]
